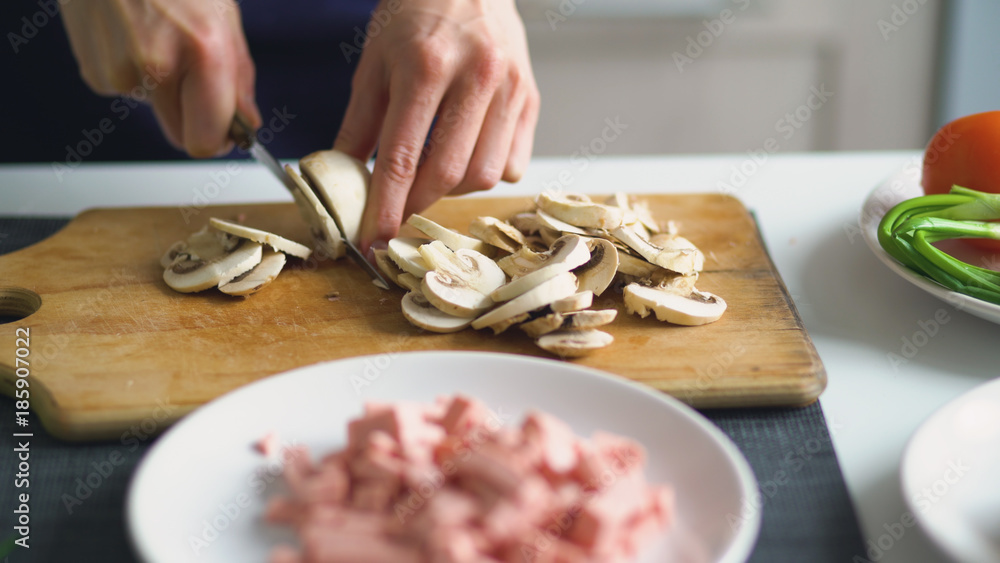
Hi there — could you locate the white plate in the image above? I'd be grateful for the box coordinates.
[901,377,1000,562]
[127,351,760,563]
[859,167,1000,325]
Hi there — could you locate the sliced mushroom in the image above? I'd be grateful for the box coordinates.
[648,233,706,271]
[164,236,263,293]
[468,216,526,253]
[520,309,618,338]
[490,235,592,302]
[551,291,593,313]
[485,311,534,335]
[208,217,312,259]
[496,234,591,279]
[387,237,432,278]
[285,164,345,260]
[538,226,563,247]
[536,193,626,230]
[298,149,369,245]
[397,273,423,292]
[401,291,474,333]
[616,251,660,278]
[572,238,618,296]
[471,272,578,331]
[535,329,614,358]
[509,212,542,236]
[373,248,407,289]
[611,225,701,275]
[535,209,588,236]
[605,193,660,235]
[219,249,286,296]
[623,284,727,325]
[419,243,506,317]
[407,214,492,255]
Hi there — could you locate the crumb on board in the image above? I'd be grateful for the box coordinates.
[325,292,340,302]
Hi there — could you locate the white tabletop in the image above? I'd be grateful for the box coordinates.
[2,152,993,562]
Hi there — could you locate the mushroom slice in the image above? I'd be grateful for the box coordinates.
[219,249,286,296]
[387,237,432,278]
[539,226,563,247]
[160,240,189,269]
[164,238,263,293]
[496,234,591,279]
[535,329,614,358]
[490,235,592,302]
[536,193,626,230]
[520,309,618,338]
[616,251,660,278]
[420,244,507,317]
[649,233,706,270]
[611,225,701,275]
[490,265,568,303]
[485,311,533,335]
[298,149,369,245]
[208,218,312,259]
[572,238,618,296]
[623,284,727,325]
[509,212,542,236]
[468,216,526,253]
[401,291,473,333]
[535,209,588,235]
[471,272,578,331]
[285,164,345,260]
[605,193,660,234]
[396,273,423,292]
[374,248,407,289]
[551,291,593,313]
[407,214,492,255]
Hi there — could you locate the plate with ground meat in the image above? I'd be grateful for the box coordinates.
[127,351,760,563]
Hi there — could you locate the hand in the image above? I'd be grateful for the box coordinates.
[333,0,541,255]
[60,0,261,157]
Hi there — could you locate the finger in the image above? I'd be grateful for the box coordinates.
[503,83,540,183]
[402,75,499,217]
[149,75,185,150]
[333,55,389,162]
[232,25,261,129]
[359,70,451,252]
[179,37,239,158]
[447,76,527,198]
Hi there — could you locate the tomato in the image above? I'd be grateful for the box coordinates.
[922,110,1000,251]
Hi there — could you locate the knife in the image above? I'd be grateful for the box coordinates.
[229,114,390,290]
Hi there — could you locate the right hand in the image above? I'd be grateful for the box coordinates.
[60,0,261,157]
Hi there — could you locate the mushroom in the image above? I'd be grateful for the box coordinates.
[611,225,702,275]
[396,273,423,293]
[401,291,474,333]
[219,249,286,296]
[407,214,492,255]
[534,209,589,235]
[471,272,578,331]
[623,284,727,325]
[551,291,593,313]
[298,149,369,245]
[490,235,592,302]
[419,242,506,317]
[520,309,618,338]
[535,329,614,358]
[468,216,526,253]
[373,248,407,289]
[496,234,591,279]
[163,228,263,293]
[509,212,542,236]
[536,193,626,230]
[572,238,618,296]
[605,192,660,235]
[208,217,312,259]
[387,237,432,277]
[616,251,660,278]
[285,164,345,259]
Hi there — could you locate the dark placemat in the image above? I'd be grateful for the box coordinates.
[0,217,865,562]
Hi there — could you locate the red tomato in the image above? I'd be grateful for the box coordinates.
[922,111,1000,251]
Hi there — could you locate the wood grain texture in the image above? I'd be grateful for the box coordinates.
[0,194,825,441]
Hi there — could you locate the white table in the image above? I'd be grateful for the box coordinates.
[3,152,992,562]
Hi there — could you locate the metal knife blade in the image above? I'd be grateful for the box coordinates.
[229,115,390,289]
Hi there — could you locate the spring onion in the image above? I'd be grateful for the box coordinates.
[878,186,1000,305]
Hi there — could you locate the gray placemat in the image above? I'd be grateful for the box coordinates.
[0,217,865,562]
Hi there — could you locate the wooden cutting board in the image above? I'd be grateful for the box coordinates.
[0,194,824,441]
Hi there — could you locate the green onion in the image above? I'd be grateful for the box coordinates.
[877,186,1000,305]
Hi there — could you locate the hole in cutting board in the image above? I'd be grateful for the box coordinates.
[0,287,41,324]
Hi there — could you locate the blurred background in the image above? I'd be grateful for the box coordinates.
[0,0,997,163]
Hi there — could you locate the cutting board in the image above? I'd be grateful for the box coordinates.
[0,194,824,441]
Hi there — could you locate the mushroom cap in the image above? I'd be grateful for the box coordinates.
[373,248,407,289]
[535,209,588,235]
[573,238,619,296]
[421,270,495,318]
[298,149,369,244]
[208,217,312,259]
[219,249,287,296]
[407,214,492,255]
[401,291,474,333]
[550,291,594,313]
[471,272,578,330]
[387,237,432,277]
[536,193,626,230]
[496,234,591,279]
[624,284,727,325]
[469,216,526,253]
[535,329,615,358]
[285,164,345,260]
[612,225,701,275]
[164,239,263,293]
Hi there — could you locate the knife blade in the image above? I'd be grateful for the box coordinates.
[229,114,390,290]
